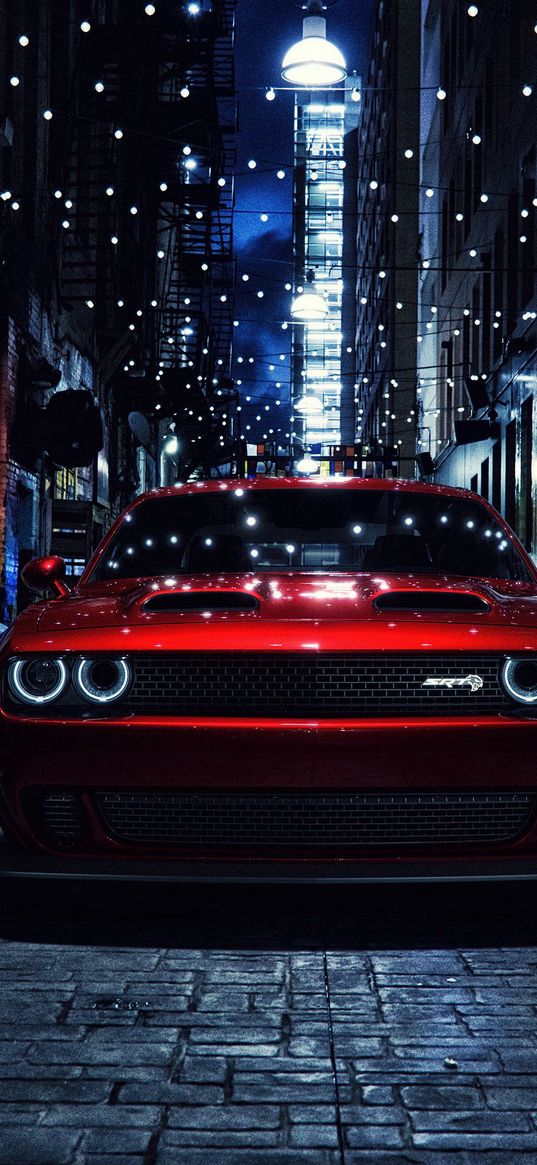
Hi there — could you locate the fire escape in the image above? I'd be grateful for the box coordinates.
[57,0,237,490]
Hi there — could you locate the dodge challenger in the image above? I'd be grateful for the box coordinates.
[1,476,537,882]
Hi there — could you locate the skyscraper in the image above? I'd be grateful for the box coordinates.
[291,84,360,458]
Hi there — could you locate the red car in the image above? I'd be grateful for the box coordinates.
[1,476,537,883]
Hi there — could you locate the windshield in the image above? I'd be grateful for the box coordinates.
[89,488,532,582]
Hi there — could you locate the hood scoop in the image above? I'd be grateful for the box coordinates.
[374,591,491,613]
[142,591,259,613]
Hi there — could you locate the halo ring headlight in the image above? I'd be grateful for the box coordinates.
[73,658,132,704]
[501,657,537,705]
[8,658,67,704]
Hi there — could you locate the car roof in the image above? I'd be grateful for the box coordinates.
[129,477,479,508]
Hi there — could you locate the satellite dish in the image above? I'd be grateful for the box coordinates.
[128,411,152,447]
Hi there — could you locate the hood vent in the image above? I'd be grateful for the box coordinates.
[143,591,259,613]
[374,592,490,613]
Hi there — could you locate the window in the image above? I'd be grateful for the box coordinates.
[519,397,533,550]
[505,419,517,529]
[480,458,489,502]
[492,440,502,511]
[89,489,532,583]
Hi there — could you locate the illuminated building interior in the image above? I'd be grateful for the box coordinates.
[292,97,346,450]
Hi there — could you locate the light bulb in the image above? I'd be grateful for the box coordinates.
[281,12,346,87]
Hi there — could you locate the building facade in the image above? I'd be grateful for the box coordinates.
[354,0,421,477]
[0,0,236,617]
[290,83,360,459]
[419,0,537,556]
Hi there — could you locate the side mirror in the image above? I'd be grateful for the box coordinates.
[21,556,71,598]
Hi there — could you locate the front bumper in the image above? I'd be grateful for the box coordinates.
[1,837,537,883]
[1,715,537,871]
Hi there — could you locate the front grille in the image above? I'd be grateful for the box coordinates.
[123,652,508,717]
[94,790,535,849]
[41,792,83,841]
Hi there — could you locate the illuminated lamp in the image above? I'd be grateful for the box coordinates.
[294,395,323,415]
[282,0,346,87]
[290,271,328,321]
[296,453,318,474]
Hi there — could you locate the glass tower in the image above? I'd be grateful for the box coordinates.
[292,97,346,449]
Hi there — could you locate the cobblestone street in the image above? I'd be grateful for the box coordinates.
[0,881,536,1163]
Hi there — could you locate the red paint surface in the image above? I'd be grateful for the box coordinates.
[1,478,537,869]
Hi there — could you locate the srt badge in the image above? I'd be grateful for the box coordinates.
[422,675,484,691]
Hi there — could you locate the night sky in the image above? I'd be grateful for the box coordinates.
[233,0,374,442]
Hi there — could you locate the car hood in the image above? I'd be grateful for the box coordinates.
[23,571,537,633]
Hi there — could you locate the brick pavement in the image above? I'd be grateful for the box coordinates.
[0,943,536,1163]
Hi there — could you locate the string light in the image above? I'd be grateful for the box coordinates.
[7,22,535,453]
[265,87,276,101]
[80,20,91,32]
[10,76,20,87]
[18,35,29,46]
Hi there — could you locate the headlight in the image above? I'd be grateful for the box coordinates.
[501,657,537,705]
[73,657,132,704]
[7,657,68,704]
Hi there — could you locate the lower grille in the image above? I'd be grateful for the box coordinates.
[124,652,508,717]
[41,792,83,841]
[93,790,535,849]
